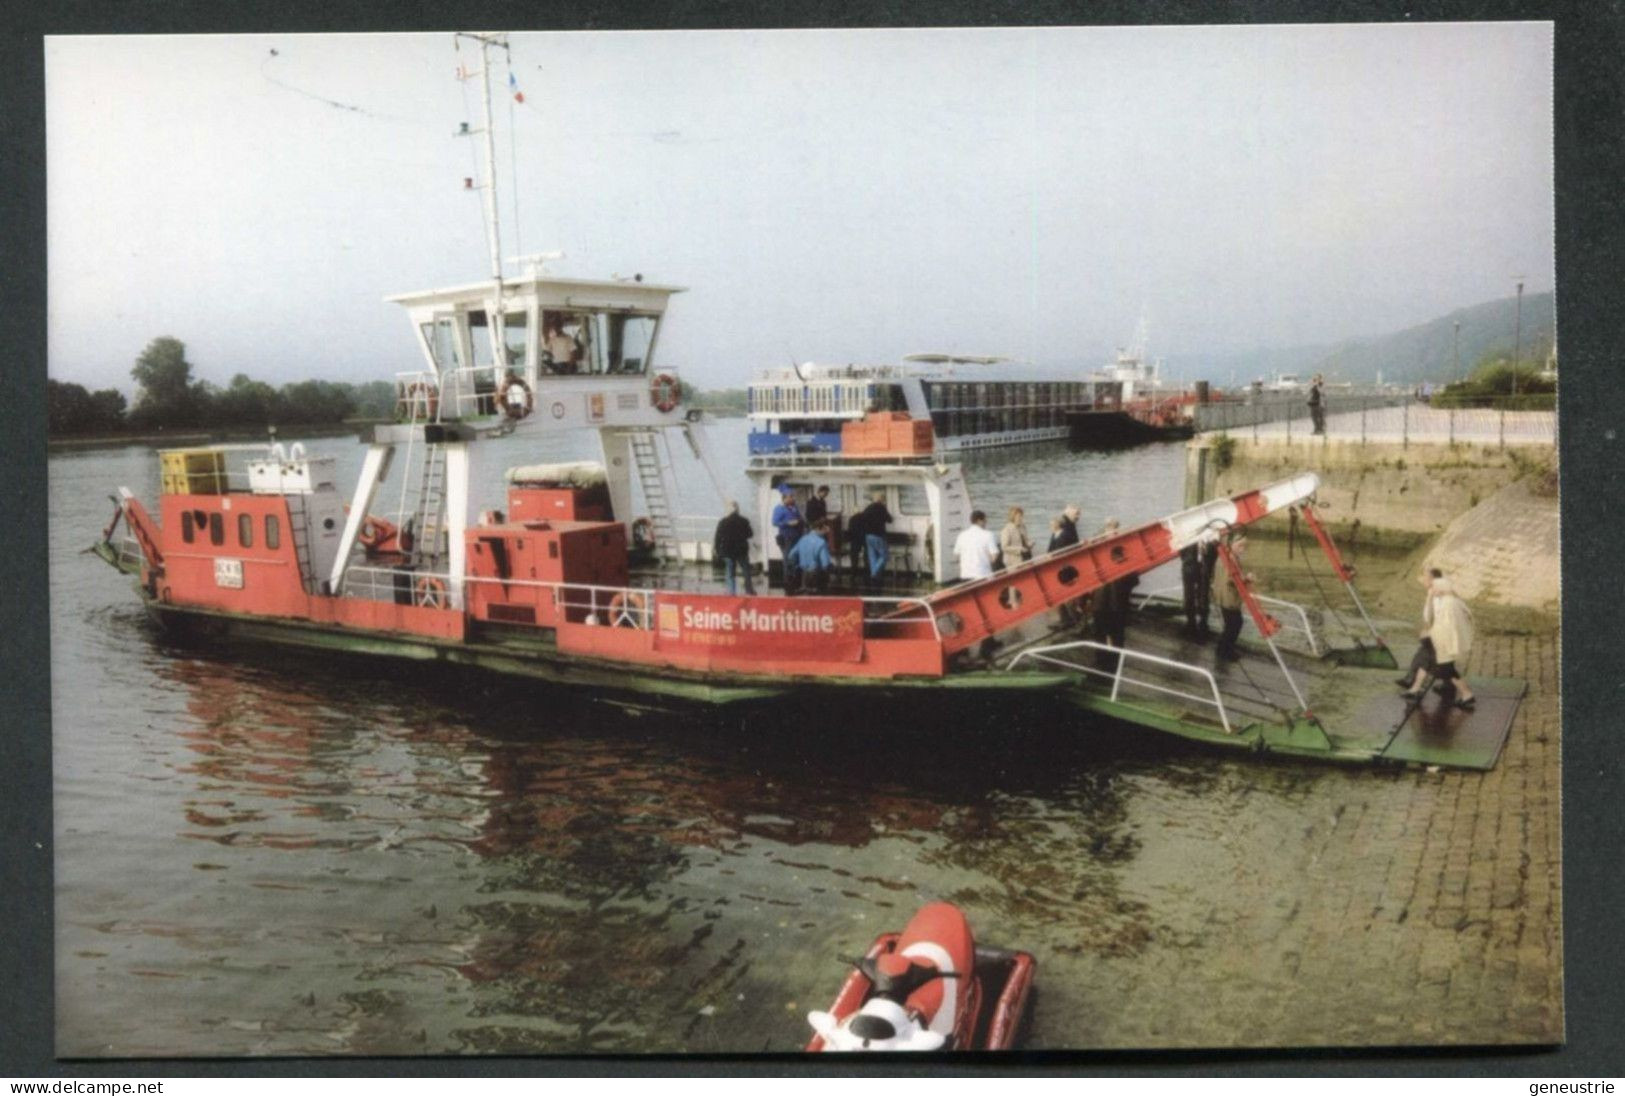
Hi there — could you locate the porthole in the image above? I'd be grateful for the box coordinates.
[1057,565,1080,585]
[938,611,964,637]
[998,586,1022,611]
[1109,545,1127,564]
[323,517,336,531]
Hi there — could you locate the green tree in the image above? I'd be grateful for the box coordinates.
[129,336,199,427]
[47,380,127,435]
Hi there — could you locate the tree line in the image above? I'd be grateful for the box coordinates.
[48,337,397,437]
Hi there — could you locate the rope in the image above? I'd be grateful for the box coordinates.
[1292,510,1362,649]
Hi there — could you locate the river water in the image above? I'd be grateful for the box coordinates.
[51,421,1331,1056]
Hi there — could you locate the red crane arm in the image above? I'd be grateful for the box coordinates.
[923,473,1319,656]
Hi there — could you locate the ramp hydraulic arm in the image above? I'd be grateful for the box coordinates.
[117,487,164,573]
[923,473,1320,657]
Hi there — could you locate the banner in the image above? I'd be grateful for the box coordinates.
[654,594,865,663]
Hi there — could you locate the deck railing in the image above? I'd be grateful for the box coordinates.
[1007,639,1235,736]
[337,564,941,639]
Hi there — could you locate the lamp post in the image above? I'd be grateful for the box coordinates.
[1452,320,1461,385]
[1512,279,1525,399]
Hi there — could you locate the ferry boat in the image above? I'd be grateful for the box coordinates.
[1066,323,1202,447]
[87,32,1526,772]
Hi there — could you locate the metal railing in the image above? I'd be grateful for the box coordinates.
[1198,394,1555,447]
[1007,639,1234,735]
[1136,583,1321,656]
[337,564,942,639]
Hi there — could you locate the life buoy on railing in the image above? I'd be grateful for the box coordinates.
[650,372,681,414]
[498,375,534,420]
[630,516,657,553]
[415,575,447,609]
[608,591,647,629]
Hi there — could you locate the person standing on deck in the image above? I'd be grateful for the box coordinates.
[1000,506,1033,570]
[1213,536,1251,661]
[852,490,894,589]
[772,486,804,593]
[953,511,1000,582]
[712,500,756,597]
[805,485,836,558]
[789,520,835,595]
[1048,504,1081,553]
[1308,374,1327,435]
[1179,543,1205,638]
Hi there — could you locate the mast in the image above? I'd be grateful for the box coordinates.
[458,31,508,349]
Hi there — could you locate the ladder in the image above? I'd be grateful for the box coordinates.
[286,493,314,593]
[412,441,448,569]
[628,430,679,557]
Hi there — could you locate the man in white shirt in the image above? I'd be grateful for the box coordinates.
[953,510,1000,581]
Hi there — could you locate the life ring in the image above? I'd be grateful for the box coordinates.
[358,516,398,553]
[650,372,681,414]
[630,516,657,552]
[404,381,439,421]
[498,375,534,420]
[415,575,447,609]
[608,591,647,629]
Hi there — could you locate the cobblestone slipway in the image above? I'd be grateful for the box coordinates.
[1080,632,1561,1048]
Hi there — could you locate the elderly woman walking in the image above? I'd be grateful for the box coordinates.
[1403,575,1476,710]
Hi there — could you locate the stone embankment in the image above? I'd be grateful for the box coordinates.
[1186,407,1558,618]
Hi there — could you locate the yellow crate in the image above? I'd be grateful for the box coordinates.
[158,448,226,495]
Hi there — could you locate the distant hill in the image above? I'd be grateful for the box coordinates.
[1175,292,1555,387]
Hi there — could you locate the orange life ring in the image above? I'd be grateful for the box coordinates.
[650,372,681,414]
[415,575,448,609]
[607,590,647,628]
[498,376,534,419]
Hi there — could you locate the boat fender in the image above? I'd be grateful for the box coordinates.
[415,575,448,609]
[630,517,657,553]
[650,372,681,414]
[608,591,646,628]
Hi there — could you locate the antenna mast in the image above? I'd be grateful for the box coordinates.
[457,32,509,333]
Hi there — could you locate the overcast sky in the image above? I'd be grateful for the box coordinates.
[46,24,1553,392]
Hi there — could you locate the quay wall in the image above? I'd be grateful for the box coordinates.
[1185,432,1559,614]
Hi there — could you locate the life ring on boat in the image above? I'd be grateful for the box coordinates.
[630,516,657,553]
[415,575,448,609]
[404,382,439,421]
[498,375,534,420]
[650,372,681,414]
[607,591,647,629]
[357,516,399,554]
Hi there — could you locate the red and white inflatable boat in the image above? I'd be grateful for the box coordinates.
[806,902,1035,1052]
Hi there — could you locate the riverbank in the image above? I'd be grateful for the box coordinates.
[46,420,381,452]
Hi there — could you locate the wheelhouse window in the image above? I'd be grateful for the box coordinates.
[208,512,224,546]
[181,511,195,543]
[540,310,595,375]
[265,514,281,550]
[419,317,463,372]
[467,310,497,370]
[238,513,253,548]
[607,313,657,375]
[502,311,528,368]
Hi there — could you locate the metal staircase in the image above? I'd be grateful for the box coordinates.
[628,430,679,557]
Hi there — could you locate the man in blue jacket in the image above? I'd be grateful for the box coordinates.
[788,520,834,595]
[772,485,805,592]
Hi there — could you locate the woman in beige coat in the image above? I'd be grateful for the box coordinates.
[1425,577,1477,710]
[999,506,1033,569]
